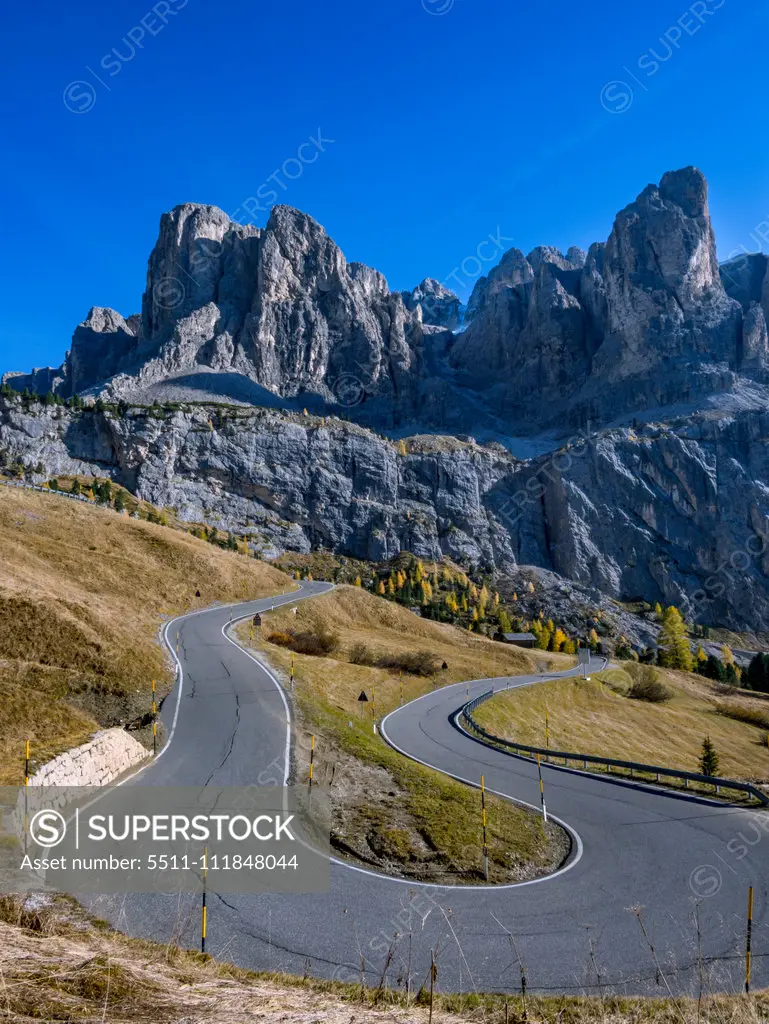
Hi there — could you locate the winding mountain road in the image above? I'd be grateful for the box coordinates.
[92,583,768,996]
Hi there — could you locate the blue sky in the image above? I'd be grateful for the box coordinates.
[2,0,768,372]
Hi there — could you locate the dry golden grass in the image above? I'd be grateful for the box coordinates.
[0,896,767,1024]
[473,665,769,782]
[237,588,572,884]
[265,584,567,687]
[256,584,574,745]
[0,487,292,783]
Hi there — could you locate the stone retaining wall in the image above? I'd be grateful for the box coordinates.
[29,728,149,787]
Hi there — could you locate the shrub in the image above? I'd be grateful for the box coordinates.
[715,704,769,730]
[266,631,295,648]
[291,628,340,656]
[268,627,340,656]
[376,650,440,676]
[627,666,671,703]
[348,641,375,666]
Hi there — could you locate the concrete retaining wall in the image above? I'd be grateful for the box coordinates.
[30,728,149,787]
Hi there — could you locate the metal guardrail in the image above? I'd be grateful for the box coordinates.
[1,479,94,502]
[461,688,769,807]
[0,479,132,514]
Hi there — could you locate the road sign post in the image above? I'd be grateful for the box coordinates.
[357,690,369,722]
[578,647,591,679]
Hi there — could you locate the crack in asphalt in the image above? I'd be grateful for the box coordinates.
[201,684,241,788]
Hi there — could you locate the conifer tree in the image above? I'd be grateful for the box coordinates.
[496,607,512,633]
[659,606,693,671]
[699,736,720,777]
[551,627,568,652]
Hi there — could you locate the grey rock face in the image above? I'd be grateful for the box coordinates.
[719,252,767,311]
[4,166,767,438]
[402,278,461,329]
[4,203,429,423]
[450,167,748,429]
[69,307,140,395]
[2,366,66,395]
[4,396,769,631]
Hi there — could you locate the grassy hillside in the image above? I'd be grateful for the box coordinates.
[473,664,769,782]
[239,586,573,884]
[0,486,292,783]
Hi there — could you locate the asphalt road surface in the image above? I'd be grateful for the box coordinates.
[87,583,768,996]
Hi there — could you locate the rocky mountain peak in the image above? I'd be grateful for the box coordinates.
[4,166,768,433]
[659,165,709,219]
[402,277,461,329]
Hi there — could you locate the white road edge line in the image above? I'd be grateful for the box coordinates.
[222,604,585,891]
[110,584,320,789]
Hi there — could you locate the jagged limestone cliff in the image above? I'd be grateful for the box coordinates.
[3,396,769,631]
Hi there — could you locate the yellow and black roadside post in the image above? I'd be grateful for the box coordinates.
[309,735,315,789]
[480,775,489,881]
[24,740,30,855]
[536,753,548,822]
[428,949,438,1024]
[290,653,295,692]
[152,679,157,756]
[746,885,754,993]
[201,846,208,954]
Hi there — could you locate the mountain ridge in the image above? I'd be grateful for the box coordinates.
[7,167,769,439]
[5,167,769,632]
